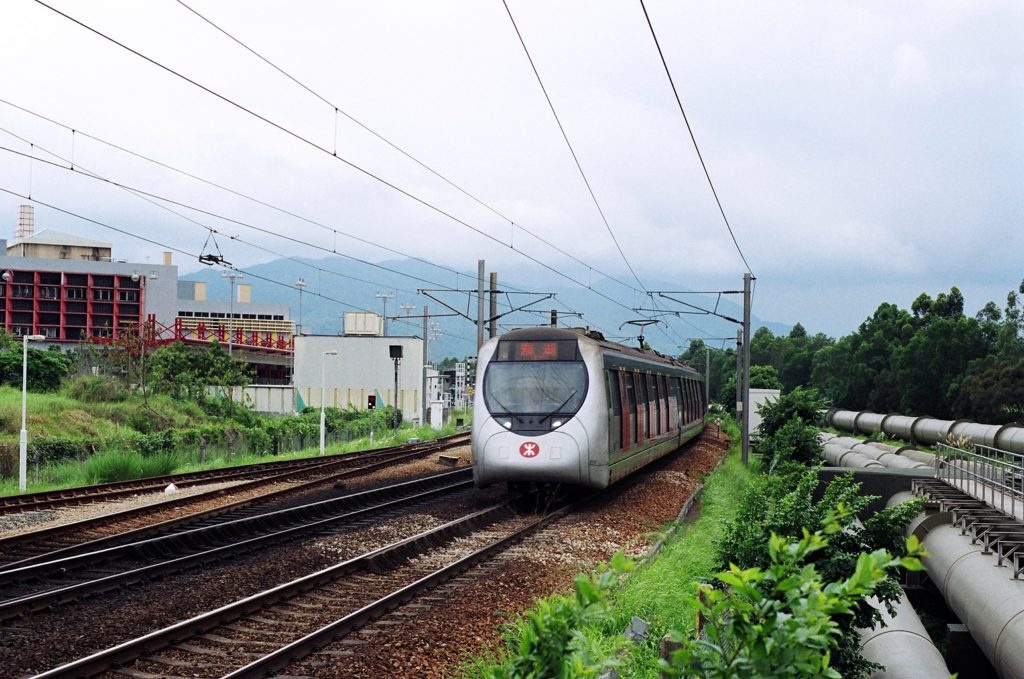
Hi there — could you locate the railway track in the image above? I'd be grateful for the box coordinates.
[0,432,469,515]
[0,468,474,622]
[32,489,580,679]
[0,434,469,568]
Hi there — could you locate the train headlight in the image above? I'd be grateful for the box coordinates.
[502,420,512,429]
[552,420,563,429]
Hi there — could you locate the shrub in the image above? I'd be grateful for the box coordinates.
[479,553,633,678]
[758,416,823,469]
[32,438,93,464]
[131,430,178,457]
[757,386,827,438]
[661,521,926,679]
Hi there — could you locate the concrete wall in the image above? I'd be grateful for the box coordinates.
[294,334,424,420]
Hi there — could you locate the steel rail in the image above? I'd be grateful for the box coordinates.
[0,434,468,561]
[1,432,468,514]
[30,493,558,679]
[0,469,475,622]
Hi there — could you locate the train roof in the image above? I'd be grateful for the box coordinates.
[497,327,698,373]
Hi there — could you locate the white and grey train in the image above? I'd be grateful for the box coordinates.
[472,327,706,490]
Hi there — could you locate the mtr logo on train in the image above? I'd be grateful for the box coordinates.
[519,441,540,458]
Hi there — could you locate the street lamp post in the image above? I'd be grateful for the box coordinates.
[375,291,395,336]
[19,334,45,491]
[295,277,306,335]
[221,271,244,356]
[320,350,338,455]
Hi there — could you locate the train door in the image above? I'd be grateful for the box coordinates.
[607,370,622,452]
[635,373,648,443]
[623,371,637,449]
[672,377,683,428]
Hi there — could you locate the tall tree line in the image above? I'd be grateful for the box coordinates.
[680,280,1024,423]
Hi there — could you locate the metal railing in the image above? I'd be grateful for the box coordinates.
[936,442,1024,519]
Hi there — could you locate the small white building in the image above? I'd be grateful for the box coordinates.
[293,334,424,421]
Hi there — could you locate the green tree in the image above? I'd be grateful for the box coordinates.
[0,333,75,391]
[149,341,250,401]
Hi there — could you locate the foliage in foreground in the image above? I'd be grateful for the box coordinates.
[661,521,926,679]
[473,553,635,679]
[715,468,924,677]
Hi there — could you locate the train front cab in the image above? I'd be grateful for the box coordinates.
[472,334,594,488]
[599,356,705,486]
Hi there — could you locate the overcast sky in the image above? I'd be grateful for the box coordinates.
[1,0,1021,344]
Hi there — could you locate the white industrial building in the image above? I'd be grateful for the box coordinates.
[293,334,424,422]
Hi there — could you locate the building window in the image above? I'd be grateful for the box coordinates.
[118,290,138,302]
[12,285,33,298]
[39,286,60,299]
[66,287,86,300]
[92,328,112,338]
[41,327,58,339]
[66,274,88,286]
[92,275,114,288]
[11,326,33,336]
[93,289,113,301]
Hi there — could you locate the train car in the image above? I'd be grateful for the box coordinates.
[472,327,706,490]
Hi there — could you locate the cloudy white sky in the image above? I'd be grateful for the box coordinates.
[1,0,1021,343]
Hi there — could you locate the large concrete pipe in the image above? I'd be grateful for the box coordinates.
[864,441,936,466]
[859,593,952,679]
[823,443,885,469]
[832,410,1024,456]
[849,444,930,470]
[855,411,886,435]
[889,493,1024,678]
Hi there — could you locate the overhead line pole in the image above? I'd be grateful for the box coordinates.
[489,272,498,339]
[742,273,752,466]
[476,260,485,353]
[422,305,429,426]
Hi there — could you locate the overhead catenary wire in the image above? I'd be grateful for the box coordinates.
[0,100,594,328]
[501,1,705,351]
[172,0,645,299]
[0,135,598,340]
[501,0,647,294]
[0,184,474,345]
[638,0,753,276]
[0,139,545,335]
[30,1,649,333]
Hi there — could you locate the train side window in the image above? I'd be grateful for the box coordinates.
[680,378,691,424]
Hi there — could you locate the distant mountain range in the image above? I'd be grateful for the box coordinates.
[182,256,791,361]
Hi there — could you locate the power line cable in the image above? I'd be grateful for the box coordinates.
[638,0,753,275]
[172,0,644,299]
[501,0,648,293]
[31,1,645,328]
[0,184,475,345]
[0,100,597,329]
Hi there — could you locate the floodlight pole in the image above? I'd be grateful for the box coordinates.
[320,350,337,455]
[19,334,45,491]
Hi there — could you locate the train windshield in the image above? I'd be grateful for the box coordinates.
[483,362,587,417]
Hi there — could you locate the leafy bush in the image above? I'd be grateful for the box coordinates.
[661,520,926,679]
[757,386,827,438]
[714,469,925,677]
[31,438,93,463]
[758,416,823,469]
[478,553,634,678]
[131,430,178,457]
